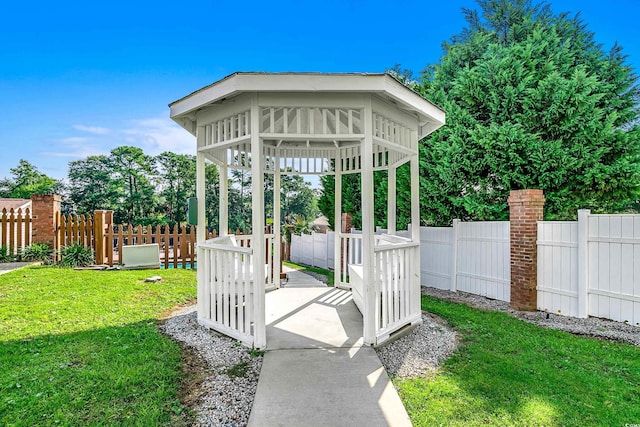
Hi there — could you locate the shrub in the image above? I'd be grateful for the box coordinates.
[59,244,94,268]
[0,245,17,263]
[20,243,53,263]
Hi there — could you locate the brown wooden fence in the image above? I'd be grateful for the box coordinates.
[0,208,31,255]
[56,214,94,250]
[54,210,269,270]
[102,224,210,269]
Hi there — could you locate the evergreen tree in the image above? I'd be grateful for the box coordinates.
[0,159,61,199]
[417,0,640,224]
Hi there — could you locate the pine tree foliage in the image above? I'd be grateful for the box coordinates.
[417,0,640,224]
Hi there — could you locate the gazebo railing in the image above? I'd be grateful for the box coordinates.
[197,233,276,347]
[338,233,363,288]
[373,241,421,342]
[198,241,256,346]
[338,232,422,344]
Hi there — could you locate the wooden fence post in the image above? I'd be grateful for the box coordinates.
[94,210,107,264]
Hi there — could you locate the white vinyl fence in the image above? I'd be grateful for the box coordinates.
[538,210,640,325]
[290,231,335,269]
[290,212,640,326]
[420,221,511,302]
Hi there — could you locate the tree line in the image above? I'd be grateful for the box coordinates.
[0,147,319,231]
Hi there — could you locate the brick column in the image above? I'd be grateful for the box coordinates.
[340,213,353,269]
[30,194,61,247]
[508,189,545,311]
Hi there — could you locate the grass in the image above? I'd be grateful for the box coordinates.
[283,260,335,286]
[0,266,197,426]
[395,295,640,426]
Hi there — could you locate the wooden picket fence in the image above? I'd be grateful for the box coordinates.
[0,208,32,255]
[56,214,94,251]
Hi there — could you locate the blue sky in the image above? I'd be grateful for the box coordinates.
[1,0,638,181]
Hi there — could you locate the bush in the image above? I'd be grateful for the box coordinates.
[20,243,53,263]
[59,244,94,268]
[0,245,17,263]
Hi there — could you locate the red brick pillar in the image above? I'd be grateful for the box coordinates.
[508,189,545,311]
[340,213,353,269]
[30,194,61,247]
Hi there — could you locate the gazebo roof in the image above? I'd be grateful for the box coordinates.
[169,72,445,136]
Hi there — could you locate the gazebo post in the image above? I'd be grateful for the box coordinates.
[219,163,229,235]
[250,95,266,349]
[196,126,207,320]
[273,153,281,289]
[334,152,342,288]
[195,126,207,243]
[361,96,376,345]
[410,153,421,314]
[387,165,397,234]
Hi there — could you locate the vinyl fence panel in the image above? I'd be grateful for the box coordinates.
[456,221,510,302]
[537,221,579,316]
[313,232,328,269]
[587,214,640,325]
[419,226,454,290]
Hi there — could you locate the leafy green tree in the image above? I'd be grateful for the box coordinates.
[108,146,157,224]
[68,155,122,214]
[155,152,196,225]
[319,172,386,230]
[228,167,252,232]
[416,0,640,224]
[266,171,318,223]
[204,163,220,231]
[0,159,61,199]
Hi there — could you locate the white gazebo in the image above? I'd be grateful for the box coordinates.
[170,72,445,349]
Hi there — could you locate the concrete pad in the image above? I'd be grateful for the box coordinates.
[248,347,412,427]
[265,288,363,350]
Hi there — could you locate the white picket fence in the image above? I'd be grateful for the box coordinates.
[538,210,640,325]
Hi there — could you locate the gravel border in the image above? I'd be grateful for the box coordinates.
[422,287,640,346]
[376,312,458,379]
[159,305,262,427]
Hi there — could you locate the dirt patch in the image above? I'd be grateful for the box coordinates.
[158,299,197,320]
[177,343,210,411]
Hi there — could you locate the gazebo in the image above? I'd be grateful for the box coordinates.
[170,72,445,349]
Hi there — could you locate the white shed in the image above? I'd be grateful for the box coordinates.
[170,72,445,349]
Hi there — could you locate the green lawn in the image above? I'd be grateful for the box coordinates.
[0,266,197,426]
[283,260,335,286]
[396,295,640,426]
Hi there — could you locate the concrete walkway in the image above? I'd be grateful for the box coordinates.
[0,262,37,275]
[248,272,412,426]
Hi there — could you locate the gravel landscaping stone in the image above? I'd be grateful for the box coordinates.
[376,313,458,379]
[159,305,262,427]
